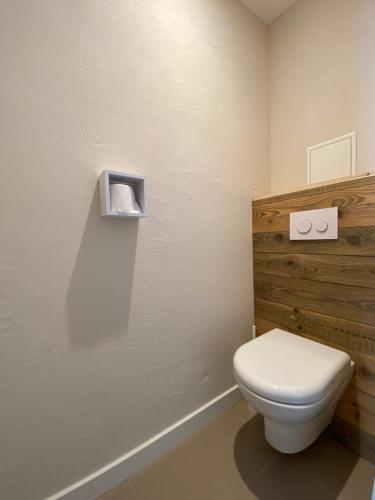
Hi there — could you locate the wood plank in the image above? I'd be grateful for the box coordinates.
[253,173,375,205]
[254,299,375,353]
[254,253,375,288]
[331,417,375,464]
[252,181,375,233]
[254,273,375,327]
[335,386,375,437]
[253,227,375,256]
[254,316,279,336]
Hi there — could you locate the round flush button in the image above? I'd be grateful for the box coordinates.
[316,220,328,233]
[297,217,312,234]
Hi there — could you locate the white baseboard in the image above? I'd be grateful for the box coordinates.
[47,385,242,500]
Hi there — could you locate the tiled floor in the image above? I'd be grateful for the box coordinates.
[98,400,375,500]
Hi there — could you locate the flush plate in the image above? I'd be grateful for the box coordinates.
[290,207,338,240]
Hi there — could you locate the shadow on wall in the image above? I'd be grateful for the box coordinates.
[234,415,359,500]
[66,186,139,349]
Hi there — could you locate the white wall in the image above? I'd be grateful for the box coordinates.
[0,1,269,498]
[269,0,375,193]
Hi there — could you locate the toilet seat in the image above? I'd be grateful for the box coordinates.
[235,371,349,423]
[234,329,351,405]
[237,367,344,408]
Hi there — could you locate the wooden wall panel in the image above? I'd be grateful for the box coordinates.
[253,227,375,256]
[254,253,375,288]
[331,417,375,464]
[254,273,375,326]
[253,176,375,233]
[254,299,375,354]
[252,175,375,462]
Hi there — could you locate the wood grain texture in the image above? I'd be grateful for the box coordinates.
[335,386,375,437]
[255,316,279,336]
[254,253,375,288]
[253,175,375,459]
[253,174,375,205]
[254,273,375,327]
[253,180,375,233]
[253,227,375,256]
[331,418,375,464]
[254,299,375,354]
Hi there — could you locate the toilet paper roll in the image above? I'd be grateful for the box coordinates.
[110,183,141,214]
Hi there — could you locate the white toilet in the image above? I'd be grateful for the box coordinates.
[233,329,354,454]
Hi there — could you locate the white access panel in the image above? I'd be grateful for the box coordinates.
[307,132,356,184]
[290,207,338,240]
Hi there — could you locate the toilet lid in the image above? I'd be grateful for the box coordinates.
[234,329,351,405]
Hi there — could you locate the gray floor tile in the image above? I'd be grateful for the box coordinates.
[246,431,375,500]
[337,456,375,500]
[131,409,276,500]
[97,479,137,500]
[98,402,375,500]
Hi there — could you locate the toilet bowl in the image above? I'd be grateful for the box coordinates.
[233,329,354,454]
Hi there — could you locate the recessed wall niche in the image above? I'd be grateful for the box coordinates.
[99,170,148,218]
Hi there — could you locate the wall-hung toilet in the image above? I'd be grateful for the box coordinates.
[233,329,354,454]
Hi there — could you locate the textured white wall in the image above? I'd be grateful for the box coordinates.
[269,0,375,193]
[0,1,269,498]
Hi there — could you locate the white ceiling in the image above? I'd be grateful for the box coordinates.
[241,0,297,25]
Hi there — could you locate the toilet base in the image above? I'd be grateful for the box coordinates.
[264,406,335,454]
[236,361,354,454]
